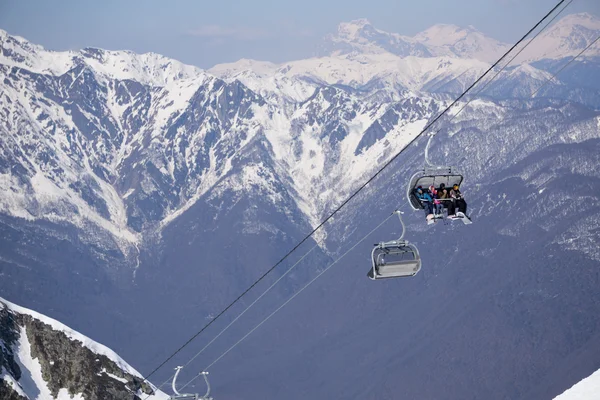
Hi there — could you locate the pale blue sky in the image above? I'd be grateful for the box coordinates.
[0,0,598,68]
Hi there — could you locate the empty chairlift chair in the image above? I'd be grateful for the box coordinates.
[368,211,422,280]
[169,366,213,400]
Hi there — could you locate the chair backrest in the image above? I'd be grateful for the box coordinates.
[377,260,421,278]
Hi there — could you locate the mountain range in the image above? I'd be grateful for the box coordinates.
[0,11,599,400]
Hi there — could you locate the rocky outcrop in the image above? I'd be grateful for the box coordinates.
[0,299,165,400]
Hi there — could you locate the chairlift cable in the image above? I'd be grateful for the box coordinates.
[148,243,321,396]
[178,212,397,391]
[141,0,567,386]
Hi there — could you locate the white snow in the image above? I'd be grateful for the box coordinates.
[13,325,54,400]
[0,174,35,220]
[99,368,129,384]
[334,19,374,43]
[554,368,600,399]
[56,389,85,400]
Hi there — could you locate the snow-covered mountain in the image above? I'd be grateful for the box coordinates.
[317,13,600,63]
[213,13,600,102]
[0,26,450,244]
[1,11,600,400]
[0,297,167,400]
[518,12,600,62]
[319,18,510,62]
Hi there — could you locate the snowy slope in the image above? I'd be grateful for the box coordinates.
[555,368,600,399]
[0,297,168,400]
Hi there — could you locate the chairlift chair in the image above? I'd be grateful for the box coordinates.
[406,132,465,212]
[169,367,213,400]
[368,211,422,280]
[407,166,464,211]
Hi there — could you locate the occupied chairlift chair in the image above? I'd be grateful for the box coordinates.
[406,132,465,215]
[368,211,422,280]
[407,166,463,211]
[169,366,213,400]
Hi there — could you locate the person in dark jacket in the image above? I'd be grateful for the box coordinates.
[450,184,467,214]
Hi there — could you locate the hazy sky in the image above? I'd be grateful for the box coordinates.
[0,0,598,68]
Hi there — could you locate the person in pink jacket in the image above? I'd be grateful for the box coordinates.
[429,185,443,216]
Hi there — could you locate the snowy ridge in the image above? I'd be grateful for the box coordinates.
[412,23,510,62]
[0,297,168,400]
[0,28,205,85]
[211,52,492,95]
[1,298,142,378]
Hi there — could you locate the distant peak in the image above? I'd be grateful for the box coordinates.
[0,29,32,45]
[553,12,600,29]
[344,18,372,27]
[336,19,374,40]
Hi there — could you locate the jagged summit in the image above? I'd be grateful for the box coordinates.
[320,19,430,58]
[0,28,206,85]
[335,18,375,41]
